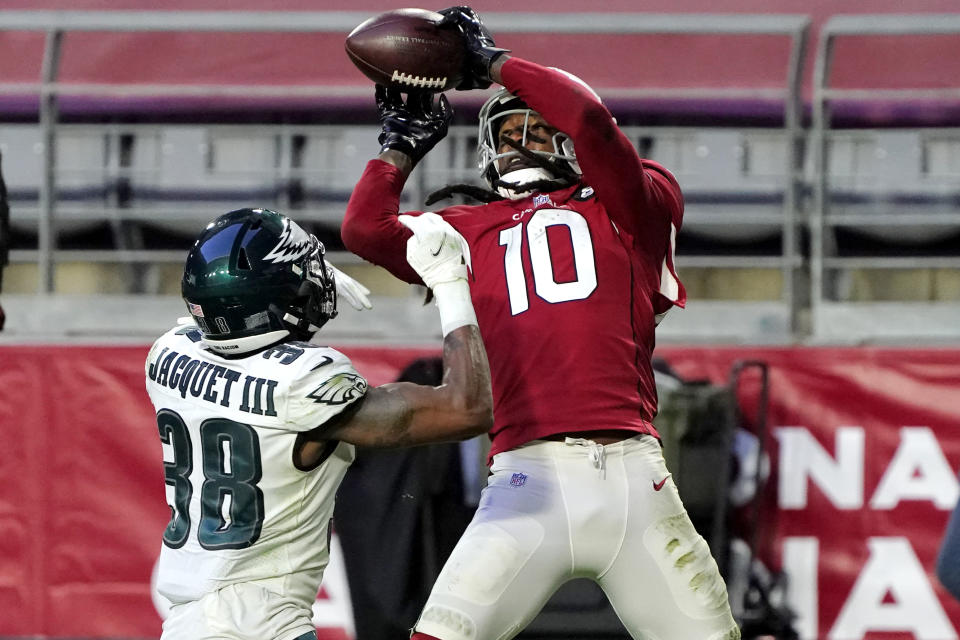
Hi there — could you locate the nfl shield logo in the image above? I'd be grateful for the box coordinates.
[533,194,551,208]
[187,302,204,318]
[510,472,527,487]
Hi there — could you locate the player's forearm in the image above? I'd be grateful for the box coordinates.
[337,330,492,448]
[368,320,491,447]
[438,324,493,435]
[377,148,414,178]
[325,273,491,448]
[416,284,493,440]
[341,159,422,283]
[387,327,492,447]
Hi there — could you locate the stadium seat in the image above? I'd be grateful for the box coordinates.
[826,130,960,244]
[129,126,284,236]
[656,130,788,244]
[0,125,114,237]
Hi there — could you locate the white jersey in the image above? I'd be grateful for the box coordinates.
[145,322,367,610]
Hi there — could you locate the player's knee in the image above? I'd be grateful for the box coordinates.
[416,605,477,640]
[709,626,742,640]
[643,513,733,619]
[438,521,540,604]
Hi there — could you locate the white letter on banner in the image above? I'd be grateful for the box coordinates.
[870,427,959,510]
[783,537,818,640]
[829,538,957,640]
[776,427,864,509]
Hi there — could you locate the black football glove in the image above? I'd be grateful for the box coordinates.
[437,6,510,91]
[376,86,453,165]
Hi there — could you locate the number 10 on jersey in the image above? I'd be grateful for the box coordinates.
[499,209,598,315]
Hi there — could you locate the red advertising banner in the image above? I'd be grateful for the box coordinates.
[0,344,434,638]
[658,346,960,640]
[0,344,958,639]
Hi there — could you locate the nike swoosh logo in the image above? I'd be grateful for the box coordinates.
[653,475,670,491]
[310,355,334,371]
[431,242,443,257]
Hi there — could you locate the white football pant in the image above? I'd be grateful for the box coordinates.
[414,434,740,640]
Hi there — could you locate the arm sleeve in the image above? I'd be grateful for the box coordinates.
[500,57,684,263]
[341,159,424,285]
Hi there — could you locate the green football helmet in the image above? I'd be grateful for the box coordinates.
[181,208,337,354]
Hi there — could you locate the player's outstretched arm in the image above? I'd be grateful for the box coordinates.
[342,83,452,284]
[318,213,491,449]
[327,323,490,448]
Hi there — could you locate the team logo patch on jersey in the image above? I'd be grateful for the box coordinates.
[307,372,368,405]
[510,472,527,487]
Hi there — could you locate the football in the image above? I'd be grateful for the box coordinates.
[345,8,465,92]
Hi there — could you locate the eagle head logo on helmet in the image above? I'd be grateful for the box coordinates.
[263,214,314,264]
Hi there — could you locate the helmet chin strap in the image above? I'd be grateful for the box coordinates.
[496,167,559,200]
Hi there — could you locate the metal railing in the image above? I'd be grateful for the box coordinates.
[14,11,957,344]
[0,11,810,339]
[810,14,960,340]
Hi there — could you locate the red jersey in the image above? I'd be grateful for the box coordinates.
[343,58,685,459]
